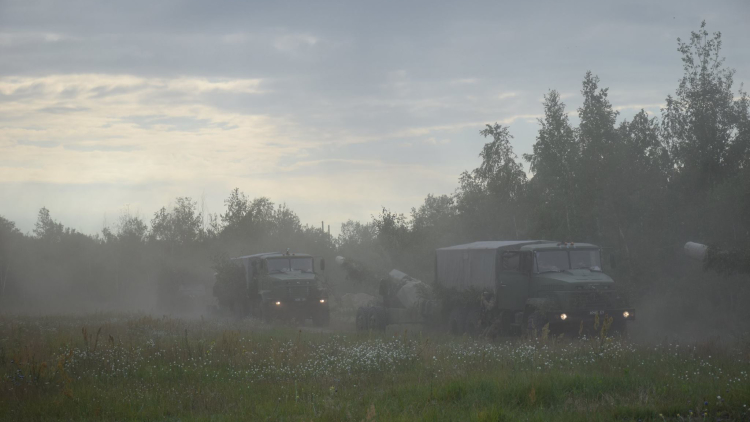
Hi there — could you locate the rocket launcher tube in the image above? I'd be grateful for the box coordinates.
[684,242,708,261]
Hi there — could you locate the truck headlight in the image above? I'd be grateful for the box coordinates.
[319,299,326,304]
[622,311,630,318]
[275,301,281,306]
[560,313,568,321]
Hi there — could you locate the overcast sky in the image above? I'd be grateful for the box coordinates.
[1,0,749,236]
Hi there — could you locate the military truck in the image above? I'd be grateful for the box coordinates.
[436,241,634,336]
[348,240,633,336]
[214,251,330,326]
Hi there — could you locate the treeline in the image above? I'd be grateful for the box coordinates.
[0,192,339,311]
[0,23,749,333]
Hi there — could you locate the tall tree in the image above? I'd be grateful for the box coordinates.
[524,90,580,240]
[150,197,202,246]
[606,110,671,275]
[576,72,620,241]
[455,124,527,239]
[0,216,22,297]
[475,124,527,202]
[662,21,744,191]
[272,204,302,238]
[33,207,65,243]
[221,188,248,228]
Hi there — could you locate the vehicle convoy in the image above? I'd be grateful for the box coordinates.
[351,240,635,336]
[213,251,330,326]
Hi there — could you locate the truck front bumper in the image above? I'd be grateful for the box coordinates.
[547,308,635,324]
[266,299,329,319]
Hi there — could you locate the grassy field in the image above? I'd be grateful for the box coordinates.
[1,314,749,421]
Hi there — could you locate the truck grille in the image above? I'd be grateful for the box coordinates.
[287,286,311,299]
[569,291,615,309]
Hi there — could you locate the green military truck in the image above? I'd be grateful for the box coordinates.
[436,240,634,336]
[214,251,330,326]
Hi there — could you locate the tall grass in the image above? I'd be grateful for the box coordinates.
[1,313,749,421]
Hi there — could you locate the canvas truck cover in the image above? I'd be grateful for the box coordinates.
[435,241,548,291]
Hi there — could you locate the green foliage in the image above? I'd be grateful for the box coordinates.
[455,124,527,241]
[2,314,750,421]
[523,90,579,240]
[476,124,527,201]
[150,197,203,246]
[0,216,22,298]
[210,256,247,310]
[33,207,66,242]
[663,21,746,191]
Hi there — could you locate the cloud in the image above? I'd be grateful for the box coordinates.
[0,74,284,187]
[63,143,140,152]
[450,78,479,85]
[614,103,664,111]
[0,0,748,235]
[16,140,59,148]
[0,32,75,46]
[423,137,451,145]
[273,33,318,52]
[38,105,90,114]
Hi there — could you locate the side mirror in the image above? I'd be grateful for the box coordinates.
[609,254,617,270]
[320,258,326,272]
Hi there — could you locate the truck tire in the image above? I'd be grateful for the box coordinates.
[479,311,511,338]
[525,309,548,337]
[368,306,387,331]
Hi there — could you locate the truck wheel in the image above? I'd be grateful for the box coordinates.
[525,310,548,338]
[313,309,330,327]
[356,307,369,331]
[448,308,465,335]
[482,311,510,338]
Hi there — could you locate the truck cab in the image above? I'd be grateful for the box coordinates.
[230,252,330,326]
[518,243,632,332]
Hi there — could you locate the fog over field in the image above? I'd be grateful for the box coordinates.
[1,1,750,421]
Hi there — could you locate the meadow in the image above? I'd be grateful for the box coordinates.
[1,314,749,421]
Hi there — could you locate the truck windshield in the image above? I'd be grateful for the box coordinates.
[266,258,290,273]
[266,258,314,273]
[291,258,313,272]
[535,249,602,273]
[536,250,570,272]
[569,249,601,271]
